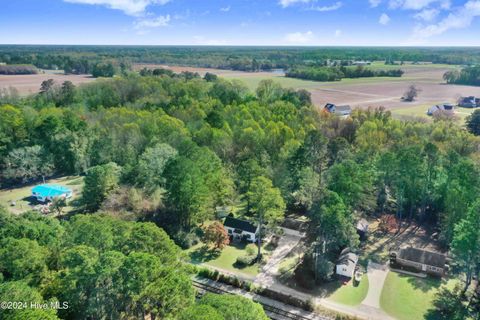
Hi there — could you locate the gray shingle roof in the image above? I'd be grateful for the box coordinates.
[398,247,446,268]
[223,216,257,233]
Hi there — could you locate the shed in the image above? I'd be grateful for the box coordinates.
[223,216,258,242]
[336,250,359,278]
[32,184,73,203]
[324,103,352,116]
[356,219,369,241]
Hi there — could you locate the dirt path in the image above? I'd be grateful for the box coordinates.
[254,228,304,288]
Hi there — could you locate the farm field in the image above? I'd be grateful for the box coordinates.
[148,62,480,121]
[0,176,83,215]
[0,70,94,95]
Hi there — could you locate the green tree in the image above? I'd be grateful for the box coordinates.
[137,143,178,192]
[451,200,480,293]
[178,304,223,320]
[82,162,120,212]
[2,145,54,183]
[466,109,480,136]
[0,238,48,284]
[247,176,285,258]
[199,293,268,320]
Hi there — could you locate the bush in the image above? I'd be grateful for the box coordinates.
[236,254,256,266]
[245,244,257,256]
[173,229,200,249]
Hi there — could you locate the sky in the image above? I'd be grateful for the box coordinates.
[1,0,480,46]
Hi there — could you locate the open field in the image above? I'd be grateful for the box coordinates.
[0,70,95,95]
[380,272,458,320]
[0,176,84,215]
[146,63,480,121]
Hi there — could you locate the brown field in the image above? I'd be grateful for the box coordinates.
[138,63,480,119]
[0,70,95,95]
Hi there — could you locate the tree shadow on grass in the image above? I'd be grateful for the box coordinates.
[189,245,221,264]
[404,274,443,293]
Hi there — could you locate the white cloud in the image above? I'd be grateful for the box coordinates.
[64,0,170,16]
[220,6,231,12]
[134,14,170,29]
[413,0,480,38]
[335,29,342,37]
[369,0,382,7]
[284,31,314,43]
[414,8,439,21]
[308,2,343,11]
[279,0,312,8]
[379,13,391,25]
[389,0,449,10]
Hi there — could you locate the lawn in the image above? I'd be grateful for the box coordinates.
[391,104,474,123]
[0,176,84,215]
[187,240,274,278]
[326,275,369,306]
[380,272,458,320]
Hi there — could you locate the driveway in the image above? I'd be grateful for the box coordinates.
[362,261,389,308]
[254,227,304,288]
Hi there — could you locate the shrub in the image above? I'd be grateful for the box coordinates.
[245,243,257,256]
[236,254,256,266]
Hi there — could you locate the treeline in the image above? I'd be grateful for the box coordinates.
[0,209,269,320]
[1,45,479,74]
[0,64,38,75]
[286,65,404,81]
[0,71,479,318]
[443,66,480,86]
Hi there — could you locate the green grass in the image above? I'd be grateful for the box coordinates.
[0,176,84,215]
[380,272,458,320]
[391,104,474,123]
[327,275,369,306]
[187,240,273,277]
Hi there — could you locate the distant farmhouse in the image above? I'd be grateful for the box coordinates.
[324,103,352,116]
[223,216,258,242]
[32,184,73,203]
[390,247,447,277]
[336,249,359,278]
[427,103,455,116]
[458,96,478,108]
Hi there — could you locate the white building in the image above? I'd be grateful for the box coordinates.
[336,250,359,278]
[223,216,258,242]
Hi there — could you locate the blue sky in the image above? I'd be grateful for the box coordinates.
[1,0,480,45]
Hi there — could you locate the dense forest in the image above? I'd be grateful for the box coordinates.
[1,70,480,319]
[443,65,480,86]
[1,45,479,74]
[286,65,404,81]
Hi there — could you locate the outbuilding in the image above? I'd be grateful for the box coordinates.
[324,103,352,116]
[223,216,258,242]
[390,247,447,277]
[32,184,73,203]
[336,250,359,278]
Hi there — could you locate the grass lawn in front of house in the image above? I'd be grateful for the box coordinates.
[380,272,458,320]
[326,275,370,306]
[187,240,274,277]
[0,176,84,215]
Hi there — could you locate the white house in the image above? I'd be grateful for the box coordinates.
[336,250,359,278]
[223,216,258,242]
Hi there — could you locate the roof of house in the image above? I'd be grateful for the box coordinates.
[32,184,72,198]
[337,251,358,266]
[398,247,446,268]
[223,216,257,233]
[336,105,352,112]
[356,219,369,232]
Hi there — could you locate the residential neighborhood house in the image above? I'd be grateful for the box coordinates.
[32,184,73,203]
[336,249,359,278]
[458,96,478,108]
[223,216,258,242]
[390,247,447,277]
[427,103,455,116]
[324,103,352,116]
[356,218,369,241]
